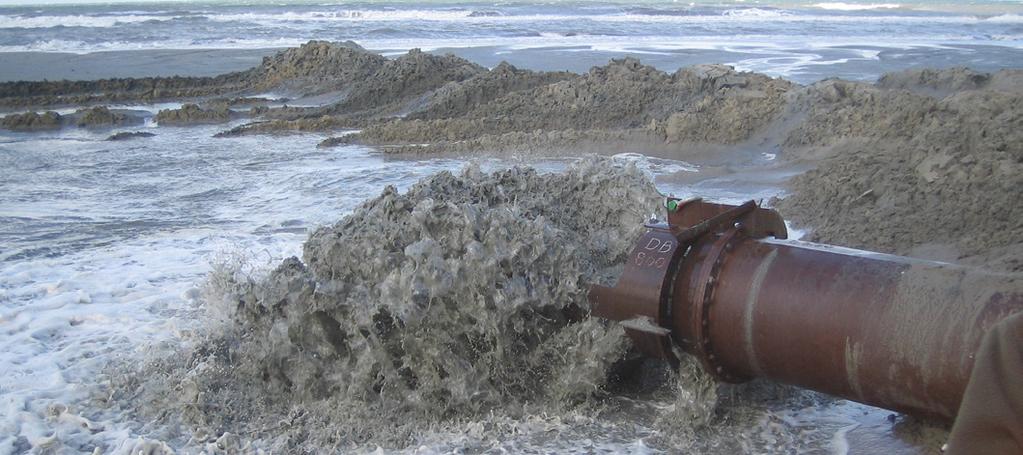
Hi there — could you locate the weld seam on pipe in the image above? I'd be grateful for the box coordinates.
[744,248,777,377]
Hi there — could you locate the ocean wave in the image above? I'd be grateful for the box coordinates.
[621,7,697,17]
[5,8,1020,32]
[9,31,1020,56]
[812,2,902,11]
[0,37,309,54]
[195,7,1023,25]
[207,10,478,23]
[722,8,791,18]
[0,14,176,29]
[467,10,504,18]
[193,9,1023,26]
[985,13,1023,23]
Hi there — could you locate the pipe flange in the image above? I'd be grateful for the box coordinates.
[689,227,751,383]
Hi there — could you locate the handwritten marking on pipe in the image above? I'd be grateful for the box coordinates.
[633,236,674,269]
[644,237,675,253]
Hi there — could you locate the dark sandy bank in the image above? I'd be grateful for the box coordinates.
[0,48,278,83]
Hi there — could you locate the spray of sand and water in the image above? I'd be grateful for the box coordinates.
[110,158,665,451]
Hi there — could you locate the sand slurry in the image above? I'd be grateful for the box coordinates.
[114,159,655,451]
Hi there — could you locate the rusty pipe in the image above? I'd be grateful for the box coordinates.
[590,198,1023,422]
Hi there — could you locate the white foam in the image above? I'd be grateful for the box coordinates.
[208,9,477,23]
[147,9,1023,26]
[722,7,792,18]
[812,2,902,11]
[0,37,310,54]
[612,152,699,175]
[985,13,1023,23]
[0,14,174,29]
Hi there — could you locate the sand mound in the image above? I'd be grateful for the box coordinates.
[877,67,1023,98]
[782,79,936,149]
[73,106,143,128]
[777,85,1023,271]
[876,67,992,98]
[120,158,665,451]
[340,59,792,149]
[330,49,487,116]
[156,103,233,125]
[249,40,387,93]
[0,110,62,131]
[467,57,674,131]
[405,61,577,121]
[1,106,145,130]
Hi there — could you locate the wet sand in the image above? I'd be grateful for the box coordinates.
[0,49,279,82]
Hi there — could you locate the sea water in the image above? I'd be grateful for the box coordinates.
[0,0,1022,83]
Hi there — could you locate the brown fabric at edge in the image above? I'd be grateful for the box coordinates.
[946,311,1023,454]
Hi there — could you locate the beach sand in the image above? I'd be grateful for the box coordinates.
[0,48,278,82]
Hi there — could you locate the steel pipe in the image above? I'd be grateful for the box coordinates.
[590,198,1023,422]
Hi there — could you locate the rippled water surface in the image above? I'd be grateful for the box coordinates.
[1,1,1023,82]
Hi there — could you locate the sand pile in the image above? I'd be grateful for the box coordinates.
[0,110,62,130]
[340,58,791,151]
[155,104,234,125]
[781,79,937,149]
[655,64,792,144]
[777,71,1023,271]
[119,158,667,451]
[405,61,577,121]
[249,40,387,93]
[329,49,486,116]
[0,106,144,130]
[0,42,791,142]
[877,67,1023,98]
[73,106,143,128]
